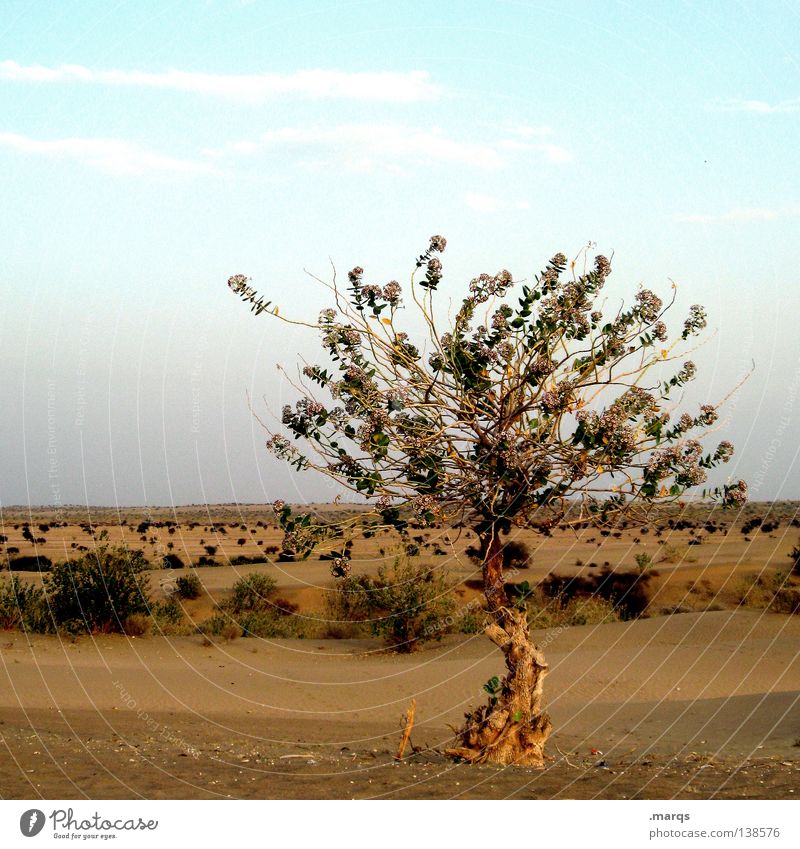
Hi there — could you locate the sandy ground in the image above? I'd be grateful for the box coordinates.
[1,610,799,799]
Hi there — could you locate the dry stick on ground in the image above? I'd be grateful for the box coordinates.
[395,699,417,761]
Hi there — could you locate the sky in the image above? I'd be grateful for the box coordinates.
[1,0,798,508]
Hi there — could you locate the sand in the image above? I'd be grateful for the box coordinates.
[1,610,798,799]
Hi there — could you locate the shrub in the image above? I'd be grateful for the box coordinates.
[0,576,50,632]
[228,572,278,612]
[527,592,620,628]
[538,568,653,620]
[7,555,53,572]
[502,540,532,570]
[175,573,202,600]
[221,622,243,641]
[195,556,219,566]
[162,553,185,569]
[150,598,192,636]
[122,613,150,637]
[327,557,455,652]
[736,570,799,613]
[788,540,800,576]
[634,552,654,573]
[43,542,151,634]
[272,597,299,616]
[466,540,531,571]
[199,610,307,639]
[229,555,267,566]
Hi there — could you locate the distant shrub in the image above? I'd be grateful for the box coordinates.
[162,553,185,569]
[538,567,653,620]
[466,539,531,570]
[7,555,53,572]
[634,552,654,573]
[228,572,277,613]
[502,540,532,570]
[736,570,799,613]
[229,555,267,566]
[43,541,151,634]
[175,573,202,600]
[788,540,800,576]
[195,556,219,567]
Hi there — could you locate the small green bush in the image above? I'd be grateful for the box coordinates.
[175,573,202,600]
[43,541,151,634]
[200,609,308,639]
[326,557,455,652]
[0,576,50,632]
[198,571,284,638]
[150,598,191,635]
[228,572,278,613]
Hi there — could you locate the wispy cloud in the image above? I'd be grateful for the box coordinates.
[676,206,800,224]
[496,139,573,162]
[0,132,210,175]
[0,60,443,103]
[464,192,530,213]
[206,124,572,170]
[713,97,800,114]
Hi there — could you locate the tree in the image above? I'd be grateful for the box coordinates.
[227,236,746,766]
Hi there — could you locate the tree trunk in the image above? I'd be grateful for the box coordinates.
[447,532,552,766]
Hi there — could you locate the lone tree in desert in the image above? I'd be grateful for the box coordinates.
[227,236,746,767]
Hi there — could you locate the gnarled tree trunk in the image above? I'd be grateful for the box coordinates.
[447,532,552,766]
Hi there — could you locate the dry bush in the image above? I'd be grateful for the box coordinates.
[222,622,243,641]
[122,613,151,637]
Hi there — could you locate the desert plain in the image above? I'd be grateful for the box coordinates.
[1,501,799,799]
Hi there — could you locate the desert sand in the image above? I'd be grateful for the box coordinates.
[1,609,798,799]
[2,503,800,798]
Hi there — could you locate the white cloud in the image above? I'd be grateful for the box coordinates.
[253,124,503,168]
[209,124,573,171]
[464,192,530,213]
[464,191,500,211]
[676,206,800,224]
[497,138,572,162]
[0,60,442,103]
[714,97,800,114]
[0,131,210,176]
[505,125,553,138]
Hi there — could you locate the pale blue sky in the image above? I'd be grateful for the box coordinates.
[1,0,798,506]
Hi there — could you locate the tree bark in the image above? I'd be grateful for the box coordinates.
[447,531,552,767]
